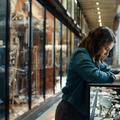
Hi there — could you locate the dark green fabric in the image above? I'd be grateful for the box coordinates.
[62,48,116,116]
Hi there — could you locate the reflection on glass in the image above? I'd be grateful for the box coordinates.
[55,19,61,93]
[45,11,54,97]
[77,5,80,25]
[67,29,71,64]
[90,87,120,120]
[67,0,72,16]
[71,32,74,53]
[10,0,29,119]
[62,25,67,87]
[74,0,77,23]
[0,0,6,119]
[74,35,80,49]
[31,0,44,108]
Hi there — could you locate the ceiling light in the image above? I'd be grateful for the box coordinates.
[98,15,101,19]
[97,11,101,15]
[99,22,102,26]
[97,7,100,10]
[98,19,101,23]
[96,2,99,5]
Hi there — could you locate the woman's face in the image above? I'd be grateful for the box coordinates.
[96,42,114,61]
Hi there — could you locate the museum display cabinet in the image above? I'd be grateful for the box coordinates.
[0,0,85,119]
[89,83,120,120]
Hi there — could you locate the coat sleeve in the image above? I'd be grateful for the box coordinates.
[99,63,111,72]
[73,52,116,83]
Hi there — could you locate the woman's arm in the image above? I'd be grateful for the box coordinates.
[73,52,116,83]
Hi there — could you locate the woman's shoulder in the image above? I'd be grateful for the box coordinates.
[75,47,87,52]
[73,48,92,61]
[71,48,93,67]
[74,48,89,56]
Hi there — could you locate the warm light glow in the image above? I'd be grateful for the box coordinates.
[97,11,101,15]
[98,15,101,19]
[97,7,100,10]
[96,2,102,27]
[99,22,102,26]
[96,2,99,5]
[98,19,101,23]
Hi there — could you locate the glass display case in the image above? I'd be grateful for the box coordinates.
[55,19,61,93]
[9,0,30,119]
[0,0,81,119]
[90,86,120,120]
[45,11,54,97]
[31,0,44,108]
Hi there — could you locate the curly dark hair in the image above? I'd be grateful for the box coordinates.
[79,26,116,61]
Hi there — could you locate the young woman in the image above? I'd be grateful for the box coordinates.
[55,26,120,120]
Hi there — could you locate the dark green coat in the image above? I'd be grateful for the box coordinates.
[62,48,116,116]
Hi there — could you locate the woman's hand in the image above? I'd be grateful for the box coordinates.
[114,72,120,81]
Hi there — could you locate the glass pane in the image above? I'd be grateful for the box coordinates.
[31,0,44,108]
[74,0,77,22]
[62,25,67,87]
[67,29,71,64]
[71,32,74,53]
[67,0,72,16]
[77,5,80,25]
[10,0,30,119]
[113,23,120,65]
[74,35,80,48]
[0,0,6,119]
[55,19,61,93]
[45,11,54,97]
[71,0,74,19]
